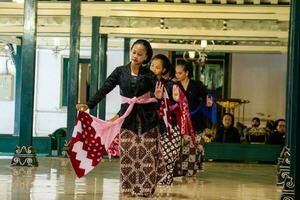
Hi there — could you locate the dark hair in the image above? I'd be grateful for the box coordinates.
[176,59,193,78]
[275,119,285,127]
[252,117,260,123]
[222,113,235,127]
[168,64,175,79]
[152,54,174,78]
[266,120,275,130]
[131,39,153,64]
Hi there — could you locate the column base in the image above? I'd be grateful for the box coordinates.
[61,140,69,158]
[281,175,295,200]
[11,146,38,167]
[277,146,290,186]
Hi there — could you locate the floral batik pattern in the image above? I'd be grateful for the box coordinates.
[159,125,182,185]
[120,127,166,197]
[174,135,203,177]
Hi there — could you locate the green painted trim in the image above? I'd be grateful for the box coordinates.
[14,44,22,136]
[62,58,91,107]
[0,136,51,155]
[223,53,231,99]
[171,51,177,66]
[19,0,37,146]
[90,17,100,117]
[124,38,130,65]
[66,0,81,140]
[6,44,16,66]
[205,143,283,162]
[98,34,108,119]
[62,58,69,107]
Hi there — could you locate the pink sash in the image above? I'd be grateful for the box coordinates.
[93,92,158,150]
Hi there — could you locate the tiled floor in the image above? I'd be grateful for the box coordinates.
[0,157,282,200]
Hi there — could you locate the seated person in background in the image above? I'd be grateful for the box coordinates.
[244,117,267,144]
[236,121,247,141]
[267,119,286,145]
[214,113,241,143]
[265,120,275,135]
[243,117,260,136]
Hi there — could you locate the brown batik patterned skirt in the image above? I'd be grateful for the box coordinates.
[120,126,166,197]
[173,135,204,177]
[159,125,181,185]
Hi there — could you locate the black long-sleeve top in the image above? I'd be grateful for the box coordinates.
[160,77,175,103]
[177,79,208,132]
[87,63,160,133]
[267,130,286,145]
[215,126,241,143]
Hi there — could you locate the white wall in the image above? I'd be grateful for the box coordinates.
[231,53,287,125]
[0,101,14,134]
[105,48,123,120]
[33,49,67,136]
[0,56,15,134]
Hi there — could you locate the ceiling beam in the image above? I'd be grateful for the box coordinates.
[150,42,287,53]
[253,0,261,4]
[108,34,288,42]
[83,11,288,21]
[0,26,288,42]
[80,3,289,14]
[0,1,289,54]
[271,0,279,4]
[189,0,197,3]
[99,27,288,40]
[36,40,287,54]
[0,36,21,45]
[0,26,288,41]
[0,2,290,21]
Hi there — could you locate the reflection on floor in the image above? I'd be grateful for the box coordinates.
[0,157,282,200]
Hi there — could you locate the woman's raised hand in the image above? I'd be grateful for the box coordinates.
[206,96,213,107]
[154,81,164,99]
[76,103,89,112]
[172,85,180,102]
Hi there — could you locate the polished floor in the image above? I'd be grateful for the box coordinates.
[0,157,282,200]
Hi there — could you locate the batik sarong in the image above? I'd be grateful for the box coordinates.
[174,135,203,177]
[120,126,166,197]
[159,125,181,185]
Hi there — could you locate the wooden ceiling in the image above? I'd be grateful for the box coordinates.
[0,0,290,53]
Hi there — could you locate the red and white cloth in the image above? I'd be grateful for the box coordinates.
[157,91,173,138]
[173,86,196,143]
[157,86,195,142]
[106,134,120,159]
[69,92,157,177]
